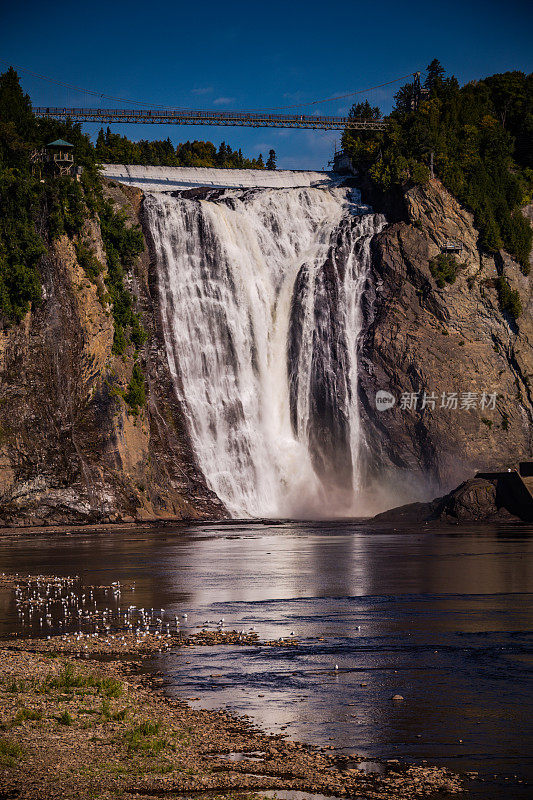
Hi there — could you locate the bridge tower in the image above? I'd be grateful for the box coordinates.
[412,72,429,111]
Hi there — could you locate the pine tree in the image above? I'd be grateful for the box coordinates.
[348,100,381,121]
[424,59,445,94]
[266,149,277,170]
[0,67,34,138]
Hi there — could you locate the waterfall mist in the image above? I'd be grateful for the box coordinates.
[144,186,385,518]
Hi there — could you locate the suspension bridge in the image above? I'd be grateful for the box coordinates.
[10,62,423,133]
[31,106,389,131]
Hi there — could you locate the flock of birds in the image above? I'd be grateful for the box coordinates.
[11,575,191,644]
[9,575,294,648]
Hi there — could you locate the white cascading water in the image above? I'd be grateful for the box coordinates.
[144,186,385,518]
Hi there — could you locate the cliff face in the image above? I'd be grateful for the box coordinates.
[1,173,531,525]
[358,177,533,509]
[0,181,225,525]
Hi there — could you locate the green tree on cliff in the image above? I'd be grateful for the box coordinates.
[348,100,381,121]
[424,59,445,93]
[342,61,533,271]
[266,149,277,170]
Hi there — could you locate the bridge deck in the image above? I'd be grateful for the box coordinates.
[32,107,388,132]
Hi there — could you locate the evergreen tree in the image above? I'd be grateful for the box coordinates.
[0,67,35,139]
[266,149,277,170]
[342,60,533,271]
[348,100,381,121]
[424,59,445,93]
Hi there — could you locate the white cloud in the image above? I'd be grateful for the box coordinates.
[213,96,236,106]
[192,87,213,95]
[282,90,307,102]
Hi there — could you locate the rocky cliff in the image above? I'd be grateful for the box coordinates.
[0,173,531,525]
[358,177,533,509]
[0,180,225,526]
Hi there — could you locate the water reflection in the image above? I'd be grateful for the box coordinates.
[0,521,532,799]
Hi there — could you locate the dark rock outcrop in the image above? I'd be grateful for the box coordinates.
[373,473,533,525]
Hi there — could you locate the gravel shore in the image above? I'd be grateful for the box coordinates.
[0,572,465,799]
[0,646,465,800]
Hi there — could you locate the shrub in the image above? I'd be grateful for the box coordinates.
[75,241,103,282]
[430,253,459,287]
[124,362,146,414]
[496,276,522,319]
[98,199,146,353]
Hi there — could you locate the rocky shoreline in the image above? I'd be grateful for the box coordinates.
[0,574,465,799]
[0,646,466,800]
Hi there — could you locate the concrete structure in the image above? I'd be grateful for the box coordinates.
[101,164,343,192]
[476,462,533,521]
[333,150,355,175]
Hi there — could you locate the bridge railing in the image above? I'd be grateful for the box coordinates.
[31,107,389,131]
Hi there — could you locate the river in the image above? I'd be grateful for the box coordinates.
[0,520,532,798]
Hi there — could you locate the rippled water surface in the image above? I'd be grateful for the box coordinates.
[1,520,532,798]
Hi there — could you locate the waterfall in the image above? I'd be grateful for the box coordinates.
[144,186,385,518]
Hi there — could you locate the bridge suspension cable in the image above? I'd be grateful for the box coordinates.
[2,57,415,115]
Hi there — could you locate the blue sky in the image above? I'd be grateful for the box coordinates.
[2,0,532,169]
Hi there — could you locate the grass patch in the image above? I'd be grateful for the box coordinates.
[100,699,128,722]
[98,676,123,699]
[122,720,167,755]
[44,663,123,698]
[0,737,23,766]
[12,707,43,725]
[45,663,92,691]
[57,710,73,726]
[4,678,30,693]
